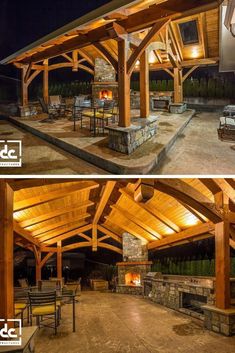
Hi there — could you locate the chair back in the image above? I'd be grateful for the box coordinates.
[38,280,61,291]
[49,95,62,107]
[103,100,115,113]
[18,278,29,288]
[28,291,57,308]
[38,97,48,114]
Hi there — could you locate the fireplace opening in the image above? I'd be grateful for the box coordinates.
[99,89,113,100]
[125,273,141,286]
[181,292,207,314]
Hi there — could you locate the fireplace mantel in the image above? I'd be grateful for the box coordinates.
[117,261,152,266]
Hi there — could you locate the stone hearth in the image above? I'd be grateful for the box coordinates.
[116,233,152,295]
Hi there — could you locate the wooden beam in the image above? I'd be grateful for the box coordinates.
[14,181,99,212]
[32,213,90,237]
[57,241,62,280]
[118,39,131,127]
[14,221,40,246]
[17,1,222,65]
[182,66,199,82]
[21,66,28,106]
[97,242,123,255]
[19,201,94,228]
[0,181,14,322]
[93,181,116,224]
[111,204,162,239]
[43,224,92,245]
[140,50,149,119]
[36,250,41,283]
[173,67,183,103]
[43,59,49,104]
[8,178,79,191]
[92,224,98,251]
[148,222,215,250]
[119,188,181,233]
[40,252,54,268]
[213,179,235,204]
[97,224,122,244]
[37,221,89,242]
[62,241,92,252]
[76,49,95,66]
[127,19,170,75]
[40,246,58,253]
[153,179,222,223]
[215,216,230,309]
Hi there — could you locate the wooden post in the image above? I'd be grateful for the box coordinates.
[0,181,14,323]
[21,66,28,106]
[173,67,183,103]
[118,39,131,127]
[140,50,149,118]
[43,59,49,104]
[35,251,41,284]
[57,241,62,279]
[92,225,98,252]
[215,195,230,309]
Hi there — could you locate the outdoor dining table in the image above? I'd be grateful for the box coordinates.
[15,288,77,332]
[79,102,103,137]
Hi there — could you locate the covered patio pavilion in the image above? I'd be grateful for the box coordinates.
[0,0,230,164]
[1,178,235,351]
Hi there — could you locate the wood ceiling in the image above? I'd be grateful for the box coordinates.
[1,0,222,71]
[6,178,235,256]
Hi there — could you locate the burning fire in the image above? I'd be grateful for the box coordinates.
[125,273,141,286]
[99,89,113,100]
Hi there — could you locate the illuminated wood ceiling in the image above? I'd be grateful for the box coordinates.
[6,178,235,255]
[0,0,222,71]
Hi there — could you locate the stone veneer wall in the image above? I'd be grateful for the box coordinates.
[146,279,215,321]
[94,58,116,82]
[122,232,148,261]
[203,306,235,336]
[107,116,158,154]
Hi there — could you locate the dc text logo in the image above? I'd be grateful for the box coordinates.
[0,140,22,167]
[0,319,22,346]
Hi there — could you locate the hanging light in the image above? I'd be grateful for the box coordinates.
[224,0,235,37]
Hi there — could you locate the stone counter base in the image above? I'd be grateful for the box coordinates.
[116,285,143,295]
[203,305,235,336]
[106,116,158,154]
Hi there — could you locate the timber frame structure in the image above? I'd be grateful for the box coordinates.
[0,178,235,321]
[0,0,224,127]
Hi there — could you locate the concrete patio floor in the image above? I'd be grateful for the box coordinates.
[151,112,235,175]
[0,119,108,175]
[33,291,235,353]
[6,109,194,174]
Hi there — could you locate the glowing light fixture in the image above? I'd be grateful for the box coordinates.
[148,51,156,64]
[191,47,200,59]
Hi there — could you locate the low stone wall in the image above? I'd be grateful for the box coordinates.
[116,285,143,296]
[107,116,158,154]
[203,305,235,336]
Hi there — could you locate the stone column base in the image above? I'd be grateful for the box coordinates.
[203,305,235,336]
[106,116,158,154]
[169,103,187,114]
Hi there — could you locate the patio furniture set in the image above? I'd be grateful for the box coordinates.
[39,95,119,136]
[218,105,235,141]
[14,278,81,334]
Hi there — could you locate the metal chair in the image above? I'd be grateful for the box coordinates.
[28,291,60,335]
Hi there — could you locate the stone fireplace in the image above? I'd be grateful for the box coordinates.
[92,58,118,101]
[116,233,152,295]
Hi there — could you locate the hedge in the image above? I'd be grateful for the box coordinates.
[152,256,235,276]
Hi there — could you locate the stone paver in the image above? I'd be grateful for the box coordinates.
[0,120,108,175]
[152,112,235,175]
[33,291,235,353]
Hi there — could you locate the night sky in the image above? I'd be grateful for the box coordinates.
[0,0,110,60]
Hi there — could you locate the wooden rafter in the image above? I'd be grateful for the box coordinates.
[14,182,98,212]
[43,224,92,245]
[97,224,122,244]
[19,200,94,228]
[14,221,40,247]
[62,241,92,252]
[153,179,222,223]
[97,242,122,255]
[148,222,215,250]
[37,221,89,242]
